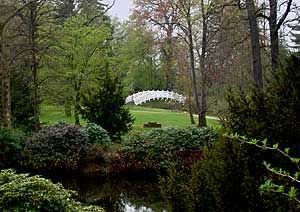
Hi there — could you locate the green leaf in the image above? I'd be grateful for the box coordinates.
[284,148,290,154]
[288,187,297,199]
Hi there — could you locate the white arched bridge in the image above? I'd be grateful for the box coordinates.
[125,90,186,105]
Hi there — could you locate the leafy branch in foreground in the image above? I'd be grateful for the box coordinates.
[226,133,300,205]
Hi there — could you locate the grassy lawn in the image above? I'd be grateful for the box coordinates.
[41,105,221,133]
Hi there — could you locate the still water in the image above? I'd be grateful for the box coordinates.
[54,174,171,212]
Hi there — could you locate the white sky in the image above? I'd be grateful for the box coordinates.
[105,0,133,21]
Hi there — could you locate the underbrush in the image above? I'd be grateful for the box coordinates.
[118,127,218,172]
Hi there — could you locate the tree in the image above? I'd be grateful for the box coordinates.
[80,72,135,141]
[224,54,300,152]
[116,23,165,92]
[18,0,57,131]
[133,0,179,90]
[48,15,111,125]
[267,0,294,71]
[242,0,264,88]
[170,0,202,126]
[0,0,34,128]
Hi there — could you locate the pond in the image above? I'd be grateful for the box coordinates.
[52,174,171,212]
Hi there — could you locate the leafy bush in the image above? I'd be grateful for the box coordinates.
[224,55,300,154]
[80,73,135,141]
[84,123,111,144]
[22,123,89,171]
[160,137,296,211]
[120,127,218,171]
[0,127,25,168]
[0,169,104,212]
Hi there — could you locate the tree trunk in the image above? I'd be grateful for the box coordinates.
[188,73,195,125]
[74,91,80,126]
[28,1,41,131]
[245,0,263,89]
[0,26,11,129]
[33,66,40,130]
[1,64,11,129]
[269,0,279,71]
[187,15,201,127]
[199,0,208,127]
[164,25,174,91]
[64,103,72,117]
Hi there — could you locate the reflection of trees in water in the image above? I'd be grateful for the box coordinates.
[56,175,171,212]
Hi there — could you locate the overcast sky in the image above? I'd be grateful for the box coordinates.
[106,0,133,21]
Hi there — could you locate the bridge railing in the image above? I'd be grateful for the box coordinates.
[125,90,186,105]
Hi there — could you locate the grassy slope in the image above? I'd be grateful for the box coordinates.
[41,105,221,132]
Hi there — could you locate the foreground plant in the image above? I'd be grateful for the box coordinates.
[0,169,104,212]
[227,133,300,205]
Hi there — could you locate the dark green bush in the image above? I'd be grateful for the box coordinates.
[224,55,300,154]
[121,127,218,171]
[84,123,111,144]
[80,73,135,141]
[0,169,104,212]
[0,127,25,168]
[160,137,297,212]
[22,123,89,171]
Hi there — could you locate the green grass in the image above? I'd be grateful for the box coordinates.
[41,105,221,133]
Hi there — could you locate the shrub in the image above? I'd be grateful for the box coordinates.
[22,123,89,171]
[0,169,104,212]
[224,55,300,154]
[0,127,25,168]
[160,137,296,212]
[120,127,218,171]
[84,123,111,144]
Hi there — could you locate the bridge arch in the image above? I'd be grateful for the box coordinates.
[125,90,186,105]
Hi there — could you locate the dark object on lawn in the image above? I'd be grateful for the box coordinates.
[144,122,162,128]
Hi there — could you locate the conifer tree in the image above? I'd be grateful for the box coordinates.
[80,72,135,141]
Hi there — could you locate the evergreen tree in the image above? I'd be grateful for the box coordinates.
[224,55,300,154]
[80,72,135,141]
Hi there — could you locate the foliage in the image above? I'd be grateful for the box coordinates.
[224,55,300,154]
[0,60,35,132]
[84,123,111,144]
[0,169,104,212]
[115,24,165,92]
[228,133,300,207]
[80,72,135,141]
[0,127,26,168]
[160,137,296,211]
[120,127,217,171]
[44,15,112,125]
[22,123,89,171]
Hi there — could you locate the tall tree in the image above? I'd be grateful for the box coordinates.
[19,0,56,130]
[49,16,111,125]
[117,24,165,92]
[268,0,294,71]
[133,0,179,90]
[174,0,202,126]
[0,0,33,128]
[244,0,263,88]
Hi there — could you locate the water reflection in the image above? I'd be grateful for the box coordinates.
[53,174,170,212]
